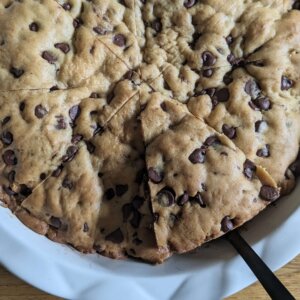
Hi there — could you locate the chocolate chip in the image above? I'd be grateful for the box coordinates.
[244,80,261,99]
[105,188,115,200]
[29,22,39,32]
[19,184,32,197]
[93,123,103,136]
[105,228,124,244]
[50,216,62,229]
[2,116,11,125]
[85,141,95,154]
[289,159,300,177]
[243,159,256,179]
[54,43,70,54]
[41,51,57,64]
[40,173,46,180]
[1,131,13,145]
[62,145,78,162]
[122,203,133,222]
[90,92,100,98]
[2,150,17,165]
[7,170,15,183]
[113,34,126,47]
[152,19,162,32]
[213,88,230,102]
[71,134,83,144]
[255,120,267,133]
[132,195,144,209]
[281,76,293,90]
[3,186,17,196]
[202,51,216,67]
[204,135,219,147]
[160,102,167,111]
[260,185,280,202]
[62,178,73,190]
[177,192,189,206]
[83,223,89,232]
[148,167,163,183]
[189,147,206,164]
[69,105,80,122]
[35,104,48,119]
[55,115,67,129]
[203,69,213,77]
[52,165,63,177]
[130,210,141,228]
[253,96,271,111]
[19,102,25,112]
[62,2,72,10]
[222,124,236,139]
[226,35,234,45]
[156,187,175,207]
[49,85,59,92]
[193,192,206,207]
[184,0,196,8]
[256,145,270,158]
[93,26,108,35]
[116,184,128,197]
[10,67,24,78]
[221,216,234,232]
[73,18,83,28]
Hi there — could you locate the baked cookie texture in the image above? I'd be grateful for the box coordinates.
[0,0,299,263]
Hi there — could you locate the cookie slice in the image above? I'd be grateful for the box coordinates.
[20,93,168,263]
[187,68,300,193]
[0,0,131,90]
[140,91,279,256]
[0,88,90,209]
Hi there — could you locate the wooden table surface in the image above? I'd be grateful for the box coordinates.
[0,255,299,300]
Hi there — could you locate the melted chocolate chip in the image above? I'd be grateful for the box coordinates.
[152,19,162,32]
[259,185,280,202]
[256,145,270,157]
[184,0,196,8]
[54,43,70,54]
[222,124,236,139]
[7,170,15,183]
[193,192,206,207]
[83,223,89,232]
[113,34,126,47]
[221,216,234,232]
[253,96,271,111]
[132,195,144,209]
[148,167,163,183]
[281,76,293,90]
[50,216,62,229]
[116,184,128,197]
[202,51,216,67]
[10,67,24,78]
[52,165,63,177]
[243,159,256,179]
[41,51,57,64]
[93,26,108,35]
[55,115,67,129]
[130,210,141,228]
[189,147,206,164]
[105,228,124,244]
[69,105,80,122]
[62,145,78,162]
[2,150,17,165]
[1,131,13,145]
[156,187,175,207]
[29,22,39,32]
[35,105,48,119]
[213,88,230,102]
[244,80,261,99]
[105,188,115,200]
[177,192,189,206]
[62,178,73,190]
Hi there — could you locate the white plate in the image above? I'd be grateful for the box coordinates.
[0,181,299,300]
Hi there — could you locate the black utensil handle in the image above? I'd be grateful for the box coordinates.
[226,231,295,300]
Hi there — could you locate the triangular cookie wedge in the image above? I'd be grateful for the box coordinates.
[20,92,168,263]
[140,91,279,257]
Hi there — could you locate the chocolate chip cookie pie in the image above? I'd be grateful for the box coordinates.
[0,0,299,263]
